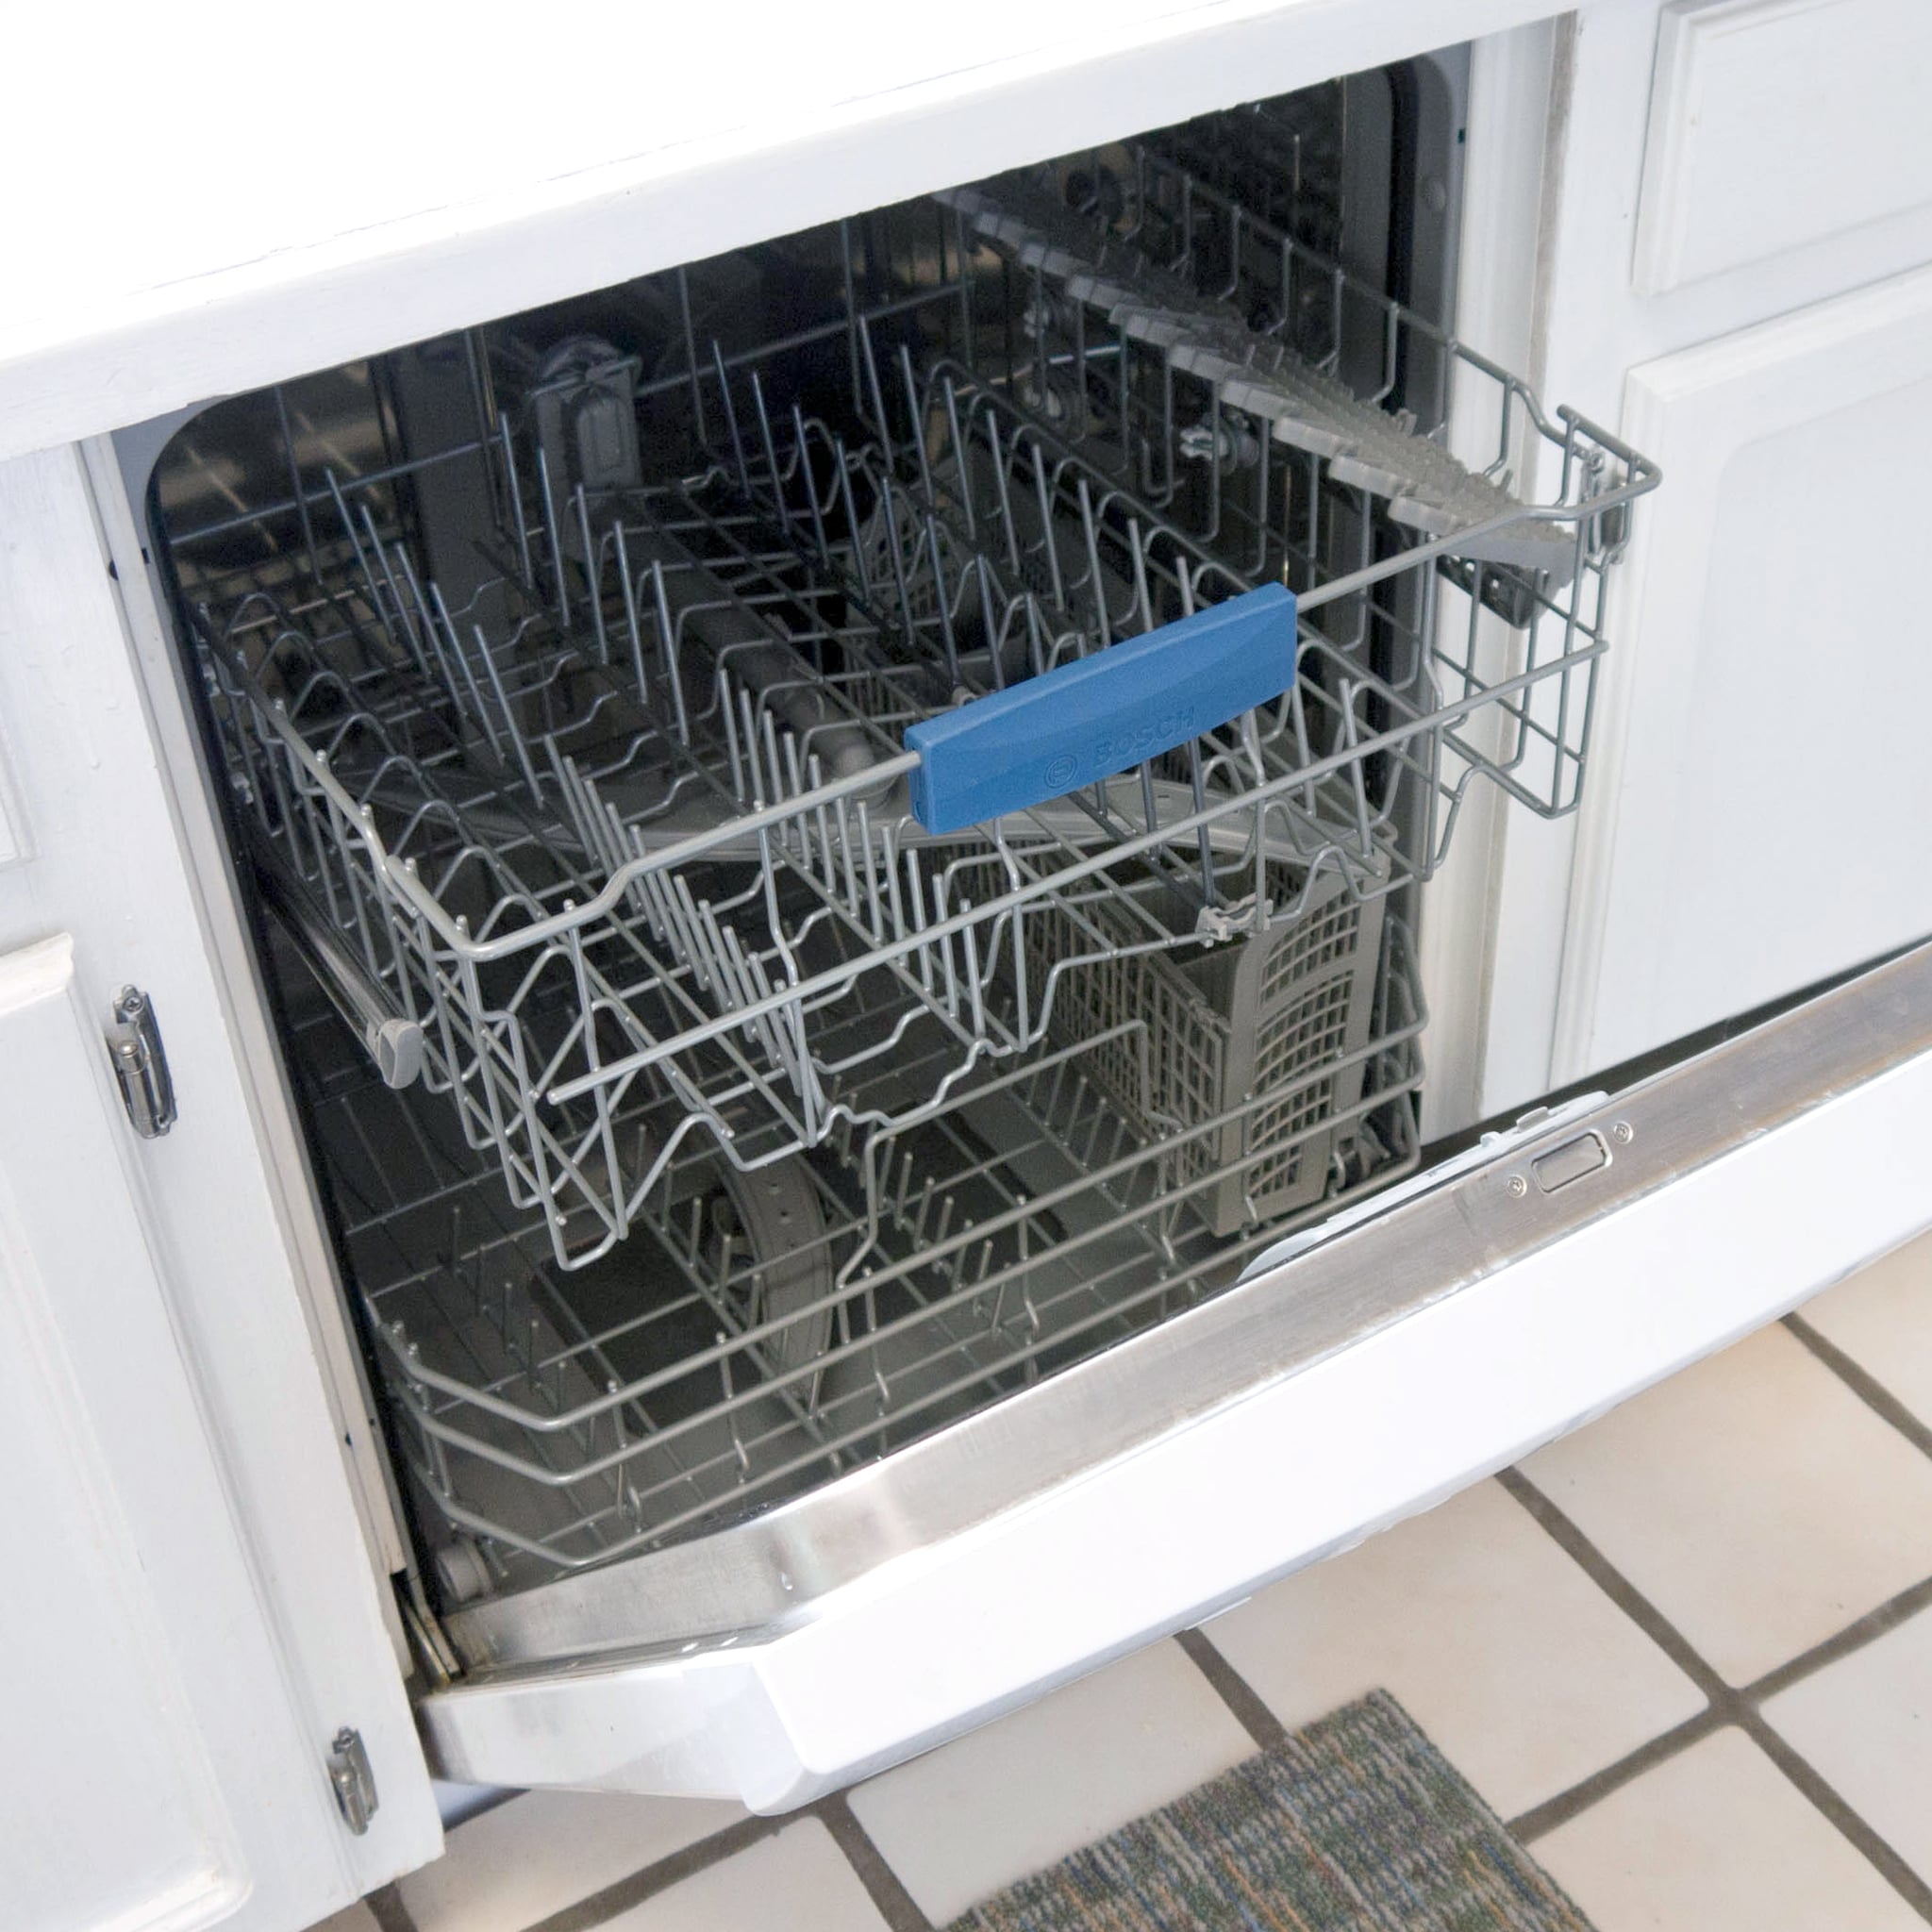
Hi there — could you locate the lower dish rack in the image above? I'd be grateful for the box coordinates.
[291,913,1422,1593]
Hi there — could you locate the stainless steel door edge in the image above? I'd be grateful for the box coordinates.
[441,938,1932,1674]
[419,940,1932,1806]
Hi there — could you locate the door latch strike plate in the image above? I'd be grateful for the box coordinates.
[326,1726,378,1835]
[1531,1129,1611,1194]
[105,985,176,1139]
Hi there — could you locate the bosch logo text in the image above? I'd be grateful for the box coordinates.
[1041,708,1199,794]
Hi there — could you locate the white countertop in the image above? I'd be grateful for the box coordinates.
[1,0,1552,459]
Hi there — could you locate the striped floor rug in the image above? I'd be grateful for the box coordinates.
[943,1690,1595,1932]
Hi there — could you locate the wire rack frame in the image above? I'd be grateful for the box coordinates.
[165,154,1654,1283]
[193,430,1432,1274]
[310,915,1424,1583]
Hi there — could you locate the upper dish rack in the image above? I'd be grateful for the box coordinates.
[165,133,1657,1280]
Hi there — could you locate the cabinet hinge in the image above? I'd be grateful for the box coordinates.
[326,1726,378,1836]
[104,985,176,1139]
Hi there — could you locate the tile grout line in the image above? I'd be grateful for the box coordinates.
[1784,1311,1932,1461]
[1504,1554,1932,1839]
[515,1812,787,1932]
[1509,1558,1932,1846]
[374,1617,1295,1932]
[1174,1624,1291,1753]
[1748,1724,1932,1921]
[414,1612,1307,1932]
[818,1792,938,1932]
[1745,1569,1932,1703]
[1493,1463,1727,1837]
[372,1307,1932,1932]
[1505,1707,1726,1843]
[486,1794,933,1932]
[1493,1468,1715,1687]
[1498,1466,1932,1924]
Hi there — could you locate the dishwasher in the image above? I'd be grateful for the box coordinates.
[124,54,1660,1808]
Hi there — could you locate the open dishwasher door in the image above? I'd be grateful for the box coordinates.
[112,59,1928,1819]
[419,938,1932,1808]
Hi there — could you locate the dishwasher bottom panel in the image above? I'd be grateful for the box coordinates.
[418,941,1932,1807]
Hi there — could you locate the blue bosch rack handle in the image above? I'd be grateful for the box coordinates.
[905,582,1297,835]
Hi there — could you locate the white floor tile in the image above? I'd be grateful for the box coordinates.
[1520,1324,1932,1684]
[397,1790,745,1932]
[606,1820,889,1932]
[1802,1231,1932,1425]
[1765,1605,1932,1889]
[1531,1728,1921,1932]
[307,1906,379,1932]
[848,1637,1253,1924]
[1200,1477,1703,1819]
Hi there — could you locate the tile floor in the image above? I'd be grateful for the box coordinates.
[335,1230,1932,1932]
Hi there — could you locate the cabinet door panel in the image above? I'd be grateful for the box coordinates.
[1635,0,1932,294]
[0,936,253,1932]
[1558,264,1932,1075]
[0,442,441,1932]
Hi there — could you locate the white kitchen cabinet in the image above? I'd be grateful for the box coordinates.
[0,934,251,1932]
[1549,0,1932,1077]
[1558,264,1932,1073]
[0,0,1565,464]
[0,448,442,1932]
[1633,0,1932,294]
[1475,0,1932,1106]
[0,924,436,1932]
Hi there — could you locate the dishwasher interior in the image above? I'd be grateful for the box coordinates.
[136,55,1656,1638]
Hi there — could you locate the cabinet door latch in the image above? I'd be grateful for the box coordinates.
[326,1726,378,1835]
[105,986,176,1139]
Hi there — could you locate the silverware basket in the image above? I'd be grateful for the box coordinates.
[1024,860,1387,1237]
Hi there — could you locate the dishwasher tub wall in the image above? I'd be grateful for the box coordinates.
[136,62,1655,1641]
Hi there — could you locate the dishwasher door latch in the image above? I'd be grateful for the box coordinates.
[1529,1128,1612,1194]
[105,985,176,1139]
[325,1726,378,1835]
